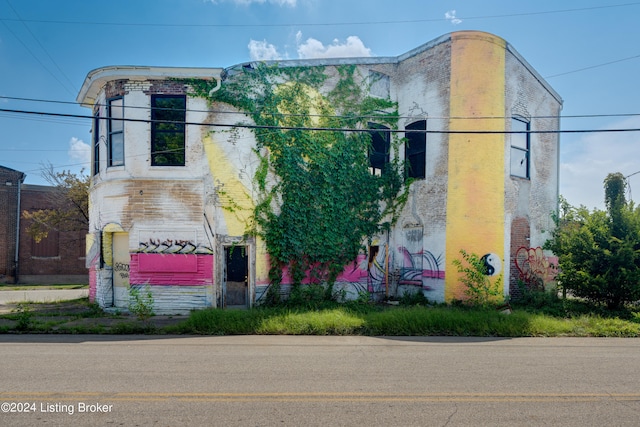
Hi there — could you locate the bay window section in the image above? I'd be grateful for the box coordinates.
[92,108,100,175]
[107,97,124,167]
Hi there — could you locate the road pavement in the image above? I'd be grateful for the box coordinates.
[0,335,639,426]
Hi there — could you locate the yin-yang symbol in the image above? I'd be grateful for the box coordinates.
[480,253,502,276]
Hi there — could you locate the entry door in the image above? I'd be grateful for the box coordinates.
[225,246,248,308]
[112,232,130,308]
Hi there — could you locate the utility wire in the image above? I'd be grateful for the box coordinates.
[3,0,77,95]
[1,95,639,122]
[1,2,638,28]
[545,53,640,79]
[2,106,640,135]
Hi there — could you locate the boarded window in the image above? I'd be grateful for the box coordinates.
[31,231,59,258]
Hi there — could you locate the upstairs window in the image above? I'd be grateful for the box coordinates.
[368,123,390,176]
[369,71,390,99]
[92,108,100,175]
[107,97,124,167]
[510,117,530,179]
[151,95,186,166]
[405,120,426,180]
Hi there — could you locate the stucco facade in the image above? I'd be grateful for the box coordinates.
[78,31,561,313]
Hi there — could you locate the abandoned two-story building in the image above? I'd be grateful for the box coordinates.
[77,31,561,313]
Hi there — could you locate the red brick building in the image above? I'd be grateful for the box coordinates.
[0,166,87,284]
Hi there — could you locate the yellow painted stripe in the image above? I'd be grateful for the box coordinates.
[445,31,507,301]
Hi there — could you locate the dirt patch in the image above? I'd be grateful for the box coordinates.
[0,298,188,334]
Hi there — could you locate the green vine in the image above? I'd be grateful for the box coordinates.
[189,64,408,296]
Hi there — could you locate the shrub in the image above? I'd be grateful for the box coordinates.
[452,249,503,307]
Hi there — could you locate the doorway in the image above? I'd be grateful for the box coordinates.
[112,232,130,308]
[224,245,248,308]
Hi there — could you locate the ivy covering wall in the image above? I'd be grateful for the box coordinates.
[190,64,408,296]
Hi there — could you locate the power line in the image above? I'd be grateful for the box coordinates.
[2,95,640,122]
[3,0,77,95]
[1,2,638,28]
[545,53,640,79]
[0,1,76,97]
[2,106,640,135]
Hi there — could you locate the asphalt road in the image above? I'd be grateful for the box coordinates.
[0,335,639,426]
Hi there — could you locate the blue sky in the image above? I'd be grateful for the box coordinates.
[1,0,639,210]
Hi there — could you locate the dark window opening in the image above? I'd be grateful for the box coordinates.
[108,97,124,167]
[368,123,390,176]
[405,120,426,180]
[368,246,380,264]
[151,95,186,166]
[510,117,530,179]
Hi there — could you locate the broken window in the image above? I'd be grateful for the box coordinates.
[368,123,390,176]
[510,117,530,179]
[151,95,186,166]
[405,120,426,180]
[369,71,390,99]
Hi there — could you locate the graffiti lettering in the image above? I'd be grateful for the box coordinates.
[515,247,558,289]
[137,239,213,255]
[114,262,129,272]
[114,262,129,279]
[404,229,423,242]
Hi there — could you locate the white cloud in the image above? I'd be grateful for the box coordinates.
[445,10,462,25]
[559,116,640,210]
[248,39,283,61]
[296,32,372,59]
[68,137,90,165]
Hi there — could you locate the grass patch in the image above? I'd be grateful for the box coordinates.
[2,295,640,337]
[174,304,640,337]
[256,309,365,335]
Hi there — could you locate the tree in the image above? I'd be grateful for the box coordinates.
[544,174,640,310]
[22,163,90,242]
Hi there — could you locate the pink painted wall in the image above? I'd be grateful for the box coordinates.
[129,253,213,286]
[256,255,369,286]
[89,266,96,302]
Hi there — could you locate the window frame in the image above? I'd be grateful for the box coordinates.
[107,97,124,167]
[92,107,100,176]
[510,117,530,179]
[404,120,426,180]
[151,94,187,167]
[368,123,390,176]
[30,230,60,258]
